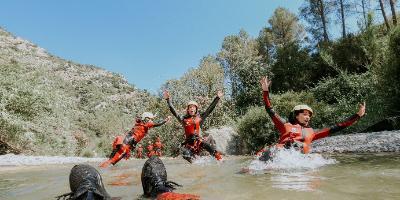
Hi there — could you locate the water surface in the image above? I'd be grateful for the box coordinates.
[1,153,399,200]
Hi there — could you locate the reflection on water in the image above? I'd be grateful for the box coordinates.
[1,153,400,200]
[270,171,323,191]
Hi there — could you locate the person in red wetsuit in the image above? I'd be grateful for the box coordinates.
[100,112,171,167]
[136,144,144,159]
[258,76,366,161]
[154,136,163,157]
[163,90,223,163]
[146,141,156,158]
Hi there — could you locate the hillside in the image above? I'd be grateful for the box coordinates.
[0,27,155,157]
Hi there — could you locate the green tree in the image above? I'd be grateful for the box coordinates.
[300,0,333,43]
[270,42,314,92]
[266,7,306,47]
[218,30,267,113]
[258,8,313,92]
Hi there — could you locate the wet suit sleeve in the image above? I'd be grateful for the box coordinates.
[166,98,183,122]
[313,114,361,141]
[151,119,167,127]
[263,91,286,135]
[200,96,220,125]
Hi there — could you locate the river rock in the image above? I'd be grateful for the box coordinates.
[204,126,241,155]
[364,116,400,132]
[312,130,400,153]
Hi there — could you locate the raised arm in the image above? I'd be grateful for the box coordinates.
[163,91,182,122]
[200,91,222,123]
[313,102,366,141]
[260,76,286,134]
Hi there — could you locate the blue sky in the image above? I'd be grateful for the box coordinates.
[0,0,304,93]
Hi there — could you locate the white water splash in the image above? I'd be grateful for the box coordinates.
[247,148,336,173]
[192,156,221,165]
[0,154,104,166]
[244,148,336,191]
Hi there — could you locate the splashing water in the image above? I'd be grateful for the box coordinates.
[192,156,220,166]
[247,147,336,173]
[243,148,337,191]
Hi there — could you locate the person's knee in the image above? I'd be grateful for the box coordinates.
[259,150,272,162]
[202,142,215,154]
[181,148,193,162]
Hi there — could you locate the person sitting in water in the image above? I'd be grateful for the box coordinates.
[154,136,163,157]
[163,90,223,163]
[56,164,110,200]
[99,112,171,167]
[258,75,366,161]
[146,141,156,158]
[135,144,144,159]
[142,156,200,200]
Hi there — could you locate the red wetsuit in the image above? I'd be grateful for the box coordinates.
[147,144,155,158]
[262,91,361,153]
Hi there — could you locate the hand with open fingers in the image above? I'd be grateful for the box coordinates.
[163,90,170,100]
[217,90,223,98]
[357,102,366,117]
[260,76,272,92]
[165,116,172,122]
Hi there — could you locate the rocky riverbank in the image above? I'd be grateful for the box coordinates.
[312,130,400,153]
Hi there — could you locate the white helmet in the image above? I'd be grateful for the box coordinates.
[292,105,313,115]
[141,112,156,120]
[187,101,199,108]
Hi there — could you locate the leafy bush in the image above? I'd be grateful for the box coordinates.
[5,90,48,120]
[0,117,24,146]
[329,35,369,74]
[237,106,277,154]
[311,72,373,105]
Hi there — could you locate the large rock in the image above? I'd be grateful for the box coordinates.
[204,126,241,155]
[312,130,400,153]
[364,116,400,132]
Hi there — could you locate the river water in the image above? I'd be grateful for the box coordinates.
[1,151,399,200]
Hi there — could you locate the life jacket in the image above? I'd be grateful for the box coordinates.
[278,123,314,153]
[132,121,154,142]
[184,139,203,155]
[182,115,202,138]
[154,141,162,149]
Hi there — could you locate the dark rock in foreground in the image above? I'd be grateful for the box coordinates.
[312,130,400,153]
